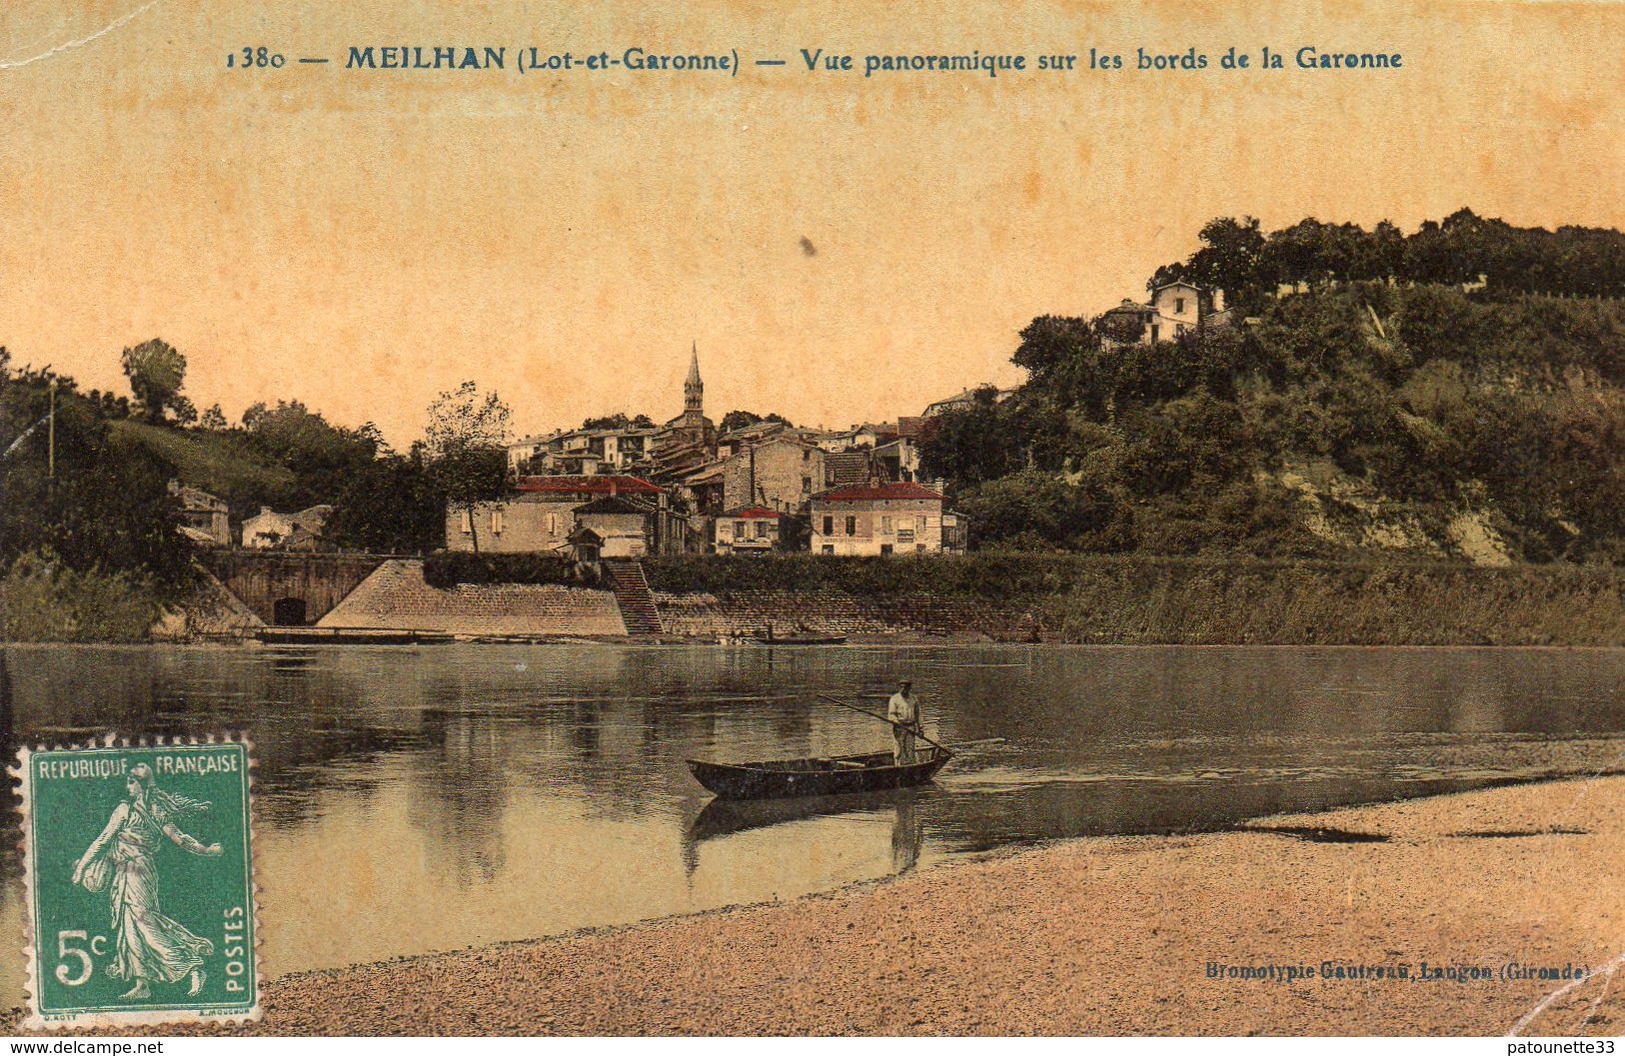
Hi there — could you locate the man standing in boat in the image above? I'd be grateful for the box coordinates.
[888,680,921,765]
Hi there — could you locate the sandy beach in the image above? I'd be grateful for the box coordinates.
[10,774,1625,1036]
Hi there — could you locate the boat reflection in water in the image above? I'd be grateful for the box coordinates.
[682,787,929,877]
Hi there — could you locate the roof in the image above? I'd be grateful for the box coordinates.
[681,462,728,485]
[1105,299,1155,314]
[814,482,944,503]
[895,416,927,439]
[575,496,650,515]
[1152,279,1204,293]
[517,475,663,496]
[824,451,872,486]
[721,505,783,519]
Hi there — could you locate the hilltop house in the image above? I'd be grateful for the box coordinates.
[923,388,1016,418]
[809,481,951,556]
[1101,281,1231,348]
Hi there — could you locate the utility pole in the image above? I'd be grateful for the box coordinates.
[47,376,56,483]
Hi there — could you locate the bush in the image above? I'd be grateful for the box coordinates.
[1,551,163,642]
[422,551,599,588]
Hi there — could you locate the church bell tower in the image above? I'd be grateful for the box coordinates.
[684,341,703,420]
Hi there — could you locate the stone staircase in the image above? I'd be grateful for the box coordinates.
[603,559,664,635]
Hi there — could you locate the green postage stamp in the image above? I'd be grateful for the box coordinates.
[11,737,260,1029]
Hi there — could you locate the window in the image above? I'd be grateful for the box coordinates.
[822,515,834,535]
[1175,296,1186,314]
[845,516,857,536]
[881,515,892,535]
[802,476,812,493]
[733,520,746,540]
[1150,324,1160,343]
[548,513,559,535]
[917,515,927,533]
[821,545,835,555]
[460,510,472,534]
[755,521,769,539]
[802,449,810,461]
[897,528,915,545]
[490,510,504,534]
[1176,323,1186,336]
[880,544,894,556]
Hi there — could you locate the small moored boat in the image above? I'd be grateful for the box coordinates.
[687,746,951,800]
[746,631,848,646]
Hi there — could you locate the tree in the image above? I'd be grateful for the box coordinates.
[328,450,446,554]
[720,410,793,433]
[0,362,192,596]
[241,399,380,507]
[918,387,1026,486]
[582,412,655,430]
[120,338,190,424]
[424,381,513,554]
[199,403,228,431]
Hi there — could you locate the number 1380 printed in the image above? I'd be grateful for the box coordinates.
[12,738,259,1029]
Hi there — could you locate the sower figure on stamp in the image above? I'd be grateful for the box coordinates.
[888,679,921,765]
[72,764,222,1000]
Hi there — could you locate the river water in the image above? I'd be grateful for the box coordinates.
[4,643,1624,1005]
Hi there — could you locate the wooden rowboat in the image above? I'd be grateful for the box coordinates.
[687,746,951,800]
[746,631,848,645]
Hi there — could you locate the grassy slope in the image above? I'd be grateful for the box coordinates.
[110,420,294,504]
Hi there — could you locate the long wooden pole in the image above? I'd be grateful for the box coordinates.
[816,692,953,756]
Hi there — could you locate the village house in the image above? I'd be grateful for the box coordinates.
[923,387,1016,418]
[509,426,658,476]
[242,504,332,550]
[722,436,825,513]
[168,481,231,547]
[808,481,951,556]
[1100,281,1231,348]
[713,505,787,555]
[445,474,697,556]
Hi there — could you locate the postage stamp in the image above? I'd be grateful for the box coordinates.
[10,736,259,1029]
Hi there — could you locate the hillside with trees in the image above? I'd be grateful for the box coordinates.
[923,211,1625,563]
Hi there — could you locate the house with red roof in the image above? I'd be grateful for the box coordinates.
[809,481,954,556]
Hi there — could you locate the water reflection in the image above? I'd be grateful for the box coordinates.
[4,643,1625,1006]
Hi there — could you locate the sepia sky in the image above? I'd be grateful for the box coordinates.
[2,0,1622,446]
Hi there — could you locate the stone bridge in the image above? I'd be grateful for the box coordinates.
[200,551,389,626]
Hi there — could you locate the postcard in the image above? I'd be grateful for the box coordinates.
[4,0,1625,1039]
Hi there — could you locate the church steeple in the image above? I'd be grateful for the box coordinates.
[684,341,703,417]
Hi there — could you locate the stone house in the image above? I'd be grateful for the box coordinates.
[242,505,332,550]
[723,437,825,513]
[445,474,697,555]
[573,496,655,558]
[713,505,786,555]
[923,387,1016,418]
[809,482,948,556]
[168,481,231,546]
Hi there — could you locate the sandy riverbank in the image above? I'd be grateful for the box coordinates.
[11,775,1625,1036]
